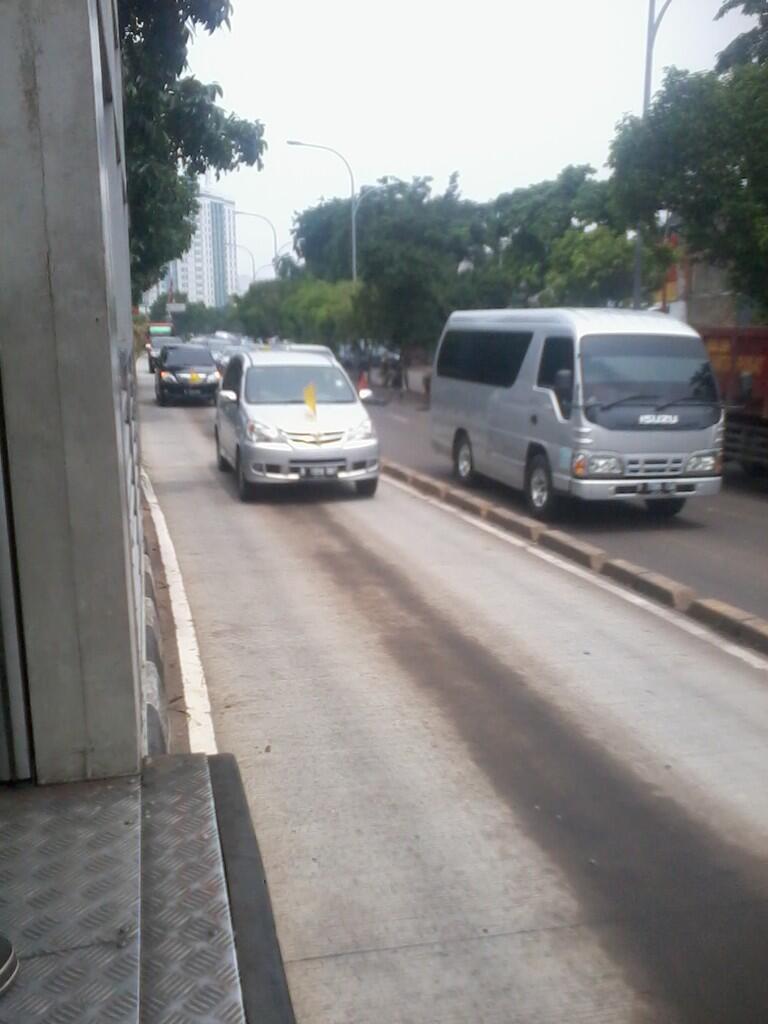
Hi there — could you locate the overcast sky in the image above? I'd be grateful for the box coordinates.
[187,0,751,283]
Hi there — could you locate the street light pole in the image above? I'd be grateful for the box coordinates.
[633,0,676,308]
[235,210,279,262]
[230,242,256,282]
[287,139,357,281]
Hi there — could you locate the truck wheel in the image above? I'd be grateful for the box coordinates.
[645,498,686,519]
[453,433,476,485]
[525,453,557,520]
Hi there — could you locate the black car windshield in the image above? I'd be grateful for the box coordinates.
[580,334,718,408]
[245,365,356,404]
[164,346,215,369]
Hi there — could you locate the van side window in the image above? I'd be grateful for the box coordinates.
[437,331,533,387]
[538,336,574,417]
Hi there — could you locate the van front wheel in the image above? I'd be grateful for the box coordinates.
[645,498,686,519]
[453,434,476,485]
[525,453,557,520]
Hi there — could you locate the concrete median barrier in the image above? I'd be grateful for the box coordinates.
[485,506,547,542]
[381,461,768,659]
[539,530,606,571]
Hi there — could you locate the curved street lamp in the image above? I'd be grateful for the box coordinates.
[633,0,677,308]
[287,139,357,281]
[235,210,279,263]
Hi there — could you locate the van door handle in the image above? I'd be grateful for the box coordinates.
[530,414,538,425]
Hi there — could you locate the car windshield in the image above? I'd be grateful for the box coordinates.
[245,365,356,404]
[580,334,718,408]
[164,346,215,369]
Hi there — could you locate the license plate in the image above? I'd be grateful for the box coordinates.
[308,467,327,478]
[643,482,663,494]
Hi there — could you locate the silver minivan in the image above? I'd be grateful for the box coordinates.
[215,344,379,500]
[431,309,723,519]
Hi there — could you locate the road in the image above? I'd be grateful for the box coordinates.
[370,394,768,621]
[140,368,768,1024]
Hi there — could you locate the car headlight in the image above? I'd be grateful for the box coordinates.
[686,451,721,474]
[206,371,220,383]
[160,371,176,381]
[572,452,623,477]
[347,418,375,441]
[246,420,283,443]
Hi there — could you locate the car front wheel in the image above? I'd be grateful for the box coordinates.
[236,451,254,502]
[356,478,378,498]
[215,429,229,472]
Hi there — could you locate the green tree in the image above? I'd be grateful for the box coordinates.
[119,1,266,299]
[610,65,768,308]
[716,1,768,70]
[542,227,638,306]
[149,292,169,321]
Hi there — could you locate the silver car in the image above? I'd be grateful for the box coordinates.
[215,344,380,500]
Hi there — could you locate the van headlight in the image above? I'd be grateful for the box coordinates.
[573,452,623,477]
[347,418,375,441]
[686,451,721,474]
[246,420,283,443]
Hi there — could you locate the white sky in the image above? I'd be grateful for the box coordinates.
[187,0,751,282]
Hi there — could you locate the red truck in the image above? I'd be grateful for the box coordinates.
[699,326,768,475]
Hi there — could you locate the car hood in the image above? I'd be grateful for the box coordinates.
[245,402,366,433]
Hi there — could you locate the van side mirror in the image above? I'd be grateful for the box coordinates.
[219,389,238,404]
[738,371,753,402]
[358,387,373,402]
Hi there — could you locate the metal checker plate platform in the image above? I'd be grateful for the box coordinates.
[0,775,141,1024]
[140,754,245,1024]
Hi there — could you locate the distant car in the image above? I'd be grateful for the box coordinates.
[202,337,242,374]
[146,335,183,372]
[155,344,220,405]
[214,344,379,500]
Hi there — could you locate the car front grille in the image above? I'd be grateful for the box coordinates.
[285,431,345,447]
[625,455,685,477]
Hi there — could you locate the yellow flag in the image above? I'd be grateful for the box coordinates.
[303,382,317,416]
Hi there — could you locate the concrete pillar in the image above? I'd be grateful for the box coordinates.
[0,0,142,782]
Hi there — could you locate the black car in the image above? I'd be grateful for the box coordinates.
[155,344,220,405]
[146,335,183,372]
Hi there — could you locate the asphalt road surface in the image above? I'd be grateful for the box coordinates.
[370,393,768,621]
[141,368,768,1024]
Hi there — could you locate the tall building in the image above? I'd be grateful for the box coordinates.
[167,186,238,307]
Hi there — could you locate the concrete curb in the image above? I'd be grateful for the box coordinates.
[141,491,169,757]
[381,458,768,659]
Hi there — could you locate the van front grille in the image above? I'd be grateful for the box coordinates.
[625,455,685,477]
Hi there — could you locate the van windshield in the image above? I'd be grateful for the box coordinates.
[581,334,718,412]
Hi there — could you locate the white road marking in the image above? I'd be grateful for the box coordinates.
[142,469,218,753]
[382,475,768,673]
[380,411,410,424]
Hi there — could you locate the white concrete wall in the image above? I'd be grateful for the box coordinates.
[0,0,142,782]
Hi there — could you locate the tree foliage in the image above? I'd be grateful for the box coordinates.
[716,0,768,70]
[119,1,266,299]
[610,64,768,307]
[235,278,359,345]
[291,169,647,350]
